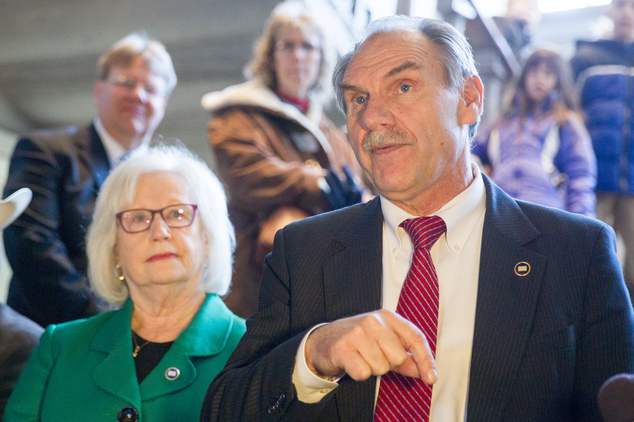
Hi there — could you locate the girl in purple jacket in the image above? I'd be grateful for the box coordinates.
[472,48,597,217]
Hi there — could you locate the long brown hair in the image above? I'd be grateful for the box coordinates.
[501,48,582,124]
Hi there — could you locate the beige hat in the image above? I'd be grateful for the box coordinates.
[0,188,32,230]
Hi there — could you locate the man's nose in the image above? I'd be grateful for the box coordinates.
[359,99,395,132]
[130,84,150,102]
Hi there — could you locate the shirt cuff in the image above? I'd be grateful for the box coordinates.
[292,323,342,403]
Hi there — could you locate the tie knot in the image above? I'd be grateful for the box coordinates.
[400,215,446,250]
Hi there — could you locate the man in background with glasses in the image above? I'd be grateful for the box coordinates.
[2,32,177,327]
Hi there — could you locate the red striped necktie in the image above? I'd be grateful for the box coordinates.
[374,215,447,422]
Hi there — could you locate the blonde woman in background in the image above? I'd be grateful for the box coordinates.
[201,1,368,318]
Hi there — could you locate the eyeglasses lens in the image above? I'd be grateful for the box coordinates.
[118,204,196,233]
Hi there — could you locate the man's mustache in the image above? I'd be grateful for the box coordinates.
[362,129,414,153]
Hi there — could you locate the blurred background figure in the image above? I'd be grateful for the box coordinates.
[571,0,634,301]
[472,48,596,217]
[2,32,177,328]
[0,188,43,421]
[4,146,245,421]
[493,0,542,58]
[201,1,368,318]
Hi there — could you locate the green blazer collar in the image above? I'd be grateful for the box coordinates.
[173,294,238,357]
[90,294,236,403]
[91,300,140,405]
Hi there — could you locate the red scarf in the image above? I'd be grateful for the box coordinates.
[277,91,309,114]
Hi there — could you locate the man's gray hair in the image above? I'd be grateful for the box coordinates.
[97,31,178,97]
[86,144,235,306]
[333,16,481,139]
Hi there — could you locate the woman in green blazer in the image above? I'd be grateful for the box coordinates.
[5,145,245,421]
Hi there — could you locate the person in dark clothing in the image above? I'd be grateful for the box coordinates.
[3,32,177,327]
[571,0,634,301]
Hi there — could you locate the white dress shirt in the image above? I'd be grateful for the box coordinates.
[293,164,487,421]
[93,118,148,166]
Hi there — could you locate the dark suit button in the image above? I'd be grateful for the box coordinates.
[118,407,139,422]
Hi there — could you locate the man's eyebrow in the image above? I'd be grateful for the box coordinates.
[337,61,422,94]
[384,61,422,79]
[338,83,362,94]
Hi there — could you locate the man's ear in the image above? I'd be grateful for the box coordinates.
[459,75,484,126]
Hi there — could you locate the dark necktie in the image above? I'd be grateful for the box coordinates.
[374,215,447,422]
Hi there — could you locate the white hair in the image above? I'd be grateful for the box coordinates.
[86,144,235,306]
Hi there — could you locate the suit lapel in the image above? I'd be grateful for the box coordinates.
[91,304,197,403]
[139,345,197,400]
[91,300,141,406]
[467,177,545,421]
[322,197,383,421]
[91,295,232,404]
[323,197,383,320]
[140,295,232,400]
[86,123,110,189]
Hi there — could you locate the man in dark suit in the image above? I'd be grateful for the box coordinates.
[202,16,634,421]
[2,33,177,328]
[0,188,44,420]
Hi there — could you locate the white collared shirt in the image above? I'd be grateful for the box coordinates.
[93,118,148,166]
[294,165,487,422]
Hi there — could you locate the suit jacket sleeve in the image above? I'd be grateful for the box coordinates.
[3,135,101,326]
[3,325,56,421]
[574,223,634,418]
[201,228,339,422]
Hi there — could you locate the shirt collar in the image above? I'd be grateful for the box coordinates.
[381,163,486,257]
[93,118,148,166]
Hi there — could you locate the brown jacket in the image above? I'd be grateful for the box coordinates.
[202,81,365,317]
